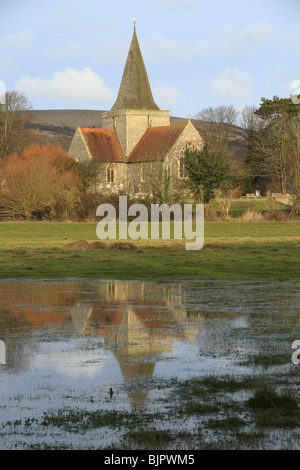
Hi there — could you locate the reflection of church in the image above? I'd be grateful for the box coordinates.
[0,280,202,408]
[71,281,202,408]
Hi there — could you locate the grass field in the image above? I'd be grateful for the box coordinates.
[0,221,299,280]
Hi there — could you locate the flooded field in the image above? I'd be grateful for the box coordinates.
[0,278,299,450]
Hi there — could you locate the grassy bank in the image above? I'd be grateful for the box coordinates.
[0,221,299,280]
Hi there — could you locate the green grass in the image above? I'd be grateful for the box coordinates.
[0,221,299,280]
[40,409,131,430]
[124,428,174,447]
[228,199,288,217]
[1,220,299,245]
[206,416,246,429]
[247,387,300,428]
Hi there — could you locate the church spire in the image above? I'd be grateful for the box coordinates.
[111,27,159,111]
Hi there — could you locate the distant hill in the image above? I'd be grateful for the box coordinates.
[31,109,104,129]
[28,110,247,161]
[27,109,192,149]
[31,109,188,129]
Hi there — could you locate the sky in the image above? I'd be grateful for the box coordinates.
[1,0,300,119]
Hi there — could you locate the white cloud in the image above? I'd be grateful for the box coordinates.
[92,39,129,65]
[143,22,278,64]
[15,67,115,104]
[265,65,300,98]
[45,41,86,62]
[51,8,85,33]
[0,30,35,53]
[143,36,193,64]
[239,22,278,46]
[0,56,20,74]
[210,68,253,106]
[0,80,6,105]
[152,84,185,109]
[286,24,300,56]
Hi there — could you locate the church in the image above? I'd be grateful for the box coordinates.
[68,26,204,197]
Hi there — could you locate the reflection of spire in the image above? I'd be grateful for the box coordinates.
[105,308,172,409]
[118,359,155,410]
[70,307,93,335]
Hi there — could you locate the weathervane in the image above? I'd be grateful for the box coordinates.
[131,17,136,29]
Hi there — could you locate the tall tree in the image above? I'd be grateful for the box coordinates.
[193,105,239,155]
[184,145,233,203]
[244,96,300,204]
[0,90,36,161]
[1,143,81,219]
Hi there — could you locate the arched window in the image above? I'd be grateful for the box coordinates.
[107,166,114,183]
[186,141,198,153]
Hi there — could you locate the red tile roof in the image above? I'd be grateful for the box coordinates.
[80,128,126,162]
[127,123,187,163]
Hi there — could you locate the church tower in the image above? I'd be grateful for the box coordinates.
[102,25,170,157]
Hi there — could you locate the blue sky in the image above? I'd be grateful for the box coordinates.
[1,0,300,118]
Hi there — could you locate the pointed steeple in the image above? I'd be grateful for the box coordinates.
[111,28,159,111]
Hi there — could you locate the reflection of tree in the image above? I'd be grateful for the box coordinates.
[0,310,38,372]
[0,281,82,371]
[0,280,202,407]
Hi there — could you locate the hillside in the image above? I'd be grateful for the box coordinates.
[28,109,247,159]
[31,109,189,129]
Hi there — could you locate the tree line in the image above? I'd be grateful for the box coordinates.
[0,90,299,220]
[185,99,300,216]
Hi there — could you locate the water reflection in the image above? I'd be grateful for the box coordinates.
[0,280,202,408]
[0,279,299,409]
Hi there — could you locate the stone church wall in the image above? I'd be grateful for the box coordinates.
[102,109,170,156]
[96,162,127,195]
[69,128,91,162]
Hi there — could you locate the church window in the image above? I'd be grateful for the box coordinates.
[186,141,198,152]
[107,166,115,183]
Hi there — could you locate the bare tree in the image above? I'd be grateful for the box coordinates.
[193,105,239,155]
[246,113,294,195]
[240,105,264,132]
[1,143,80,220]
[0,90,36,161]
[287,113,300,212]
[74,159,105,193]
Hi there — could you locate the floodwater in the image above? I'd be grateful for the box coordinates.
[0,278,299,449]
